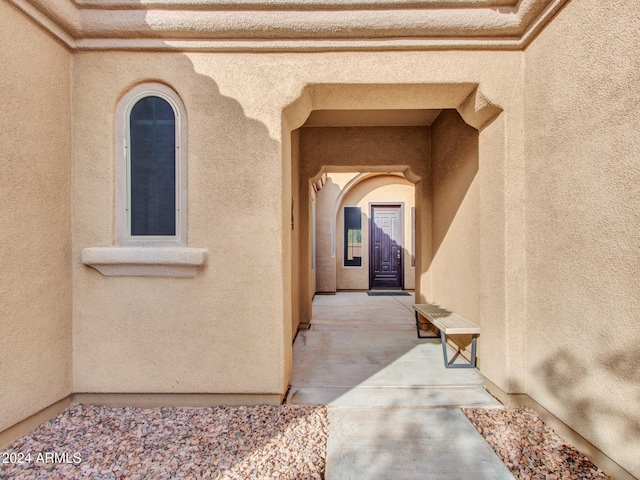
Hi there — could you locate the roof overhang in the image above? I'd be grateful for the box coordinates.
[8,0,570,52]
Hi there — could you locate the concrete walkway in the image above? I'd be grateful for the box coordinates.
[287,292,514,480]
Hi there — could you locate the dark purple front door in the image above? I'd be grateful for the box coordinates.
[370,204,403,289]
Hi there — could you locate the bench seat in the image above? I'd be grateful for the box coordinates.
[413,303,480,369]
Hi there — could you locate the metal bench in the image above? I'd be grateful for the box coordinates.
[413,303,480,369]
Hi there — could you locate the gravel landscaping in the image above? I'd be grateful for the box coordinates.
[463,407,613,480]
[0,404,328,480]
[2,404,616,479]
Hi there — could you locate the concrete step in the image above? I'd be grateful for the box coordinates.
[287,385,502,408]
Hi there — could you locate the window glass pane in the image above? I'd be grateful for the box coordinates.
[130,96,176,236]
[311,196,316,270]
[344,206,362,267]
[410,206,416,267]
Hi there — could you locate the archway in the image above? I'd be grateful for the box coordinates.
[312,172,416,294]
[283,83,501,337]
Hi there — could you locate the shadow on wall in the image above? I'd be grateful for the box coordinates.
[167,56,280,217]
[534,346,640,476]
[314,177,342,293]
[369,212,405,289]
[431,109,479,258]
[73,51,286,395]
[159,55,283,358]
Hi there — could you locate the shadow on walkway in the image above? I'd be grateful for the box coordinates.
[287,292,513,480]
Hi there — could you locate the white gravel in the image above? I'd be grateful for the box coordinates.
[463,407,614,480]
[0,404,328,479]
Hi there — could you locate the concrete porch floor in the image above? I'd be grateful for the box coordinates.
[286,292,514,480]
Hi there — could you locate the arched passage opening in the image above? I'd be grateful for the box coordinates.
[284,85,499,333]
[313,172,417,294]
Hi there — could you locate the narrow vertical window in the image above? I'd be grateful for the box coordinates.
[344,206,362,267]
[82,82,207,277]
[311,195,316,270]
[129,96,176,236]
[410,206,416,267]
[116,83,187,247]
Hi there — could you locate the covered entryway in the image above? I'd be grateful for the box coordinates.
[285,84,503,366]
[283,82,514,478]
[287,292,495,405]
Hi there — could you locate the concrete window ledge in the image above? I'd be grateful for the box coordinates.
[81,247,208,278]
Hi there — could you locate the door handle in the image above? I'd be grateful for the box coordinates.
[397,250,401,264]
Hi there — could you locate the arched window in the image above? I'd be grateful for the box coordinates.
[81,82,206,277]
[115,83,187,246]
[129,95,176,236]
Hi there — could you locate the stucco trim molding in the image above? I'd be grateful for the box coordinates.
[0,396,73,450]
[72,393,284,408]
[9,0,570,51]
[81,247,208,277]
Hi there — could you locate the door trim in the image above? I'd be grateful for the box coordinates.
[369,202,404,290]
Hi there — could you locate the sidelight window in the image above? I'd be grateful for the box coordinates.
[410,206,416,267]
[343,206,362,267]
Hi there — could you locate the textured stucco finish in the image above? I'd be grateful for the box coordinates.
[429,110,481,358]
[71,53,516,397]
[72,53,288,394]
[430,109,480,319]
[2,1,638,475]
[9,0,569,51]
[524,0,640,476]
[0,1,72,432]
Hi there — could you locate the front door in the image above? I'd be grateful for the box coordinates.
[370,204,403,289]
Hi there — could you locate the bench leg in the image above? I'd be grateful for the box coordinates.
[415,311,439,339]
[442,333,478,369]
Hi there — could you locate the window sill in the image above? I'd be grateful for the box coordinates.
[81,247,208,277]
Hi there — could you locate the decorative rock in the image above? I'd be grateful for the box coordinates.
[463,407,613,480]
[0,405,328,480]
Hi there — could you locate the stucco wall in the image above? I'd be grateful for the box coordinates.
[70,50,521,401]
[429,110,481,359]
[524,0,640,476]
[314,174,347,293]
[0,2,72,432]
[430,110,480,320]
[72,53,289,395]
[289,129,301,334]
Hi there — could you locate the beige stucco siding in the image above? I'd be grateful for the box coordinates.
[524,0,640,476]
[0,2,72,432]
[2,1,639,474]
[430,110,480,320]
[72,53,288,394]
[428,110,482,362]
[71,51,522,397]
